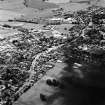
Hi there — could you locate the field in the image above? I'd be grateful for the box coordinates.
[25,0,59,9]
[1,0,105,21]
[0,10,23,21]
[45,0,70,3]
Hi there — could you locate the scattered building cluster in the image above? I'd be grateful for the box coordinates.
[0,21,66,105]
[1,5,105,105]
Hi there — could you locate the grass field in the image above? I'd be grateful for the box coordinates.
[0,27,20,39]
[45,0,70,3]
[0,0,25,11]
[59,3,90,12]
[25,0,59,9]
[0,10,23,21]
[1,0,105,22]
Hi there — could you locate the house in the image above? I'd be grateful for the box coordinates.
[64,18,77,23]
[49,17,64,21]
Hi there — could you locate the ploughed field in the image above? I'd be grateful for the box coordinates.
[1,5,105,105]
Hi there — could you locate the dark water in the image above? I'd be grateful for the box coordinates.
[47,56,105,105]
[47,64,105,105]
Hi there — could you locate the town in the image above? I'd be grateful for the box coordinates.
[0,1,105,105]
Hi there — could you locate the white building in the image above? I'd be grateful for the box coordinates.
[50,17,64,21]
[52,30,62,38]
[64,18,77,23]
